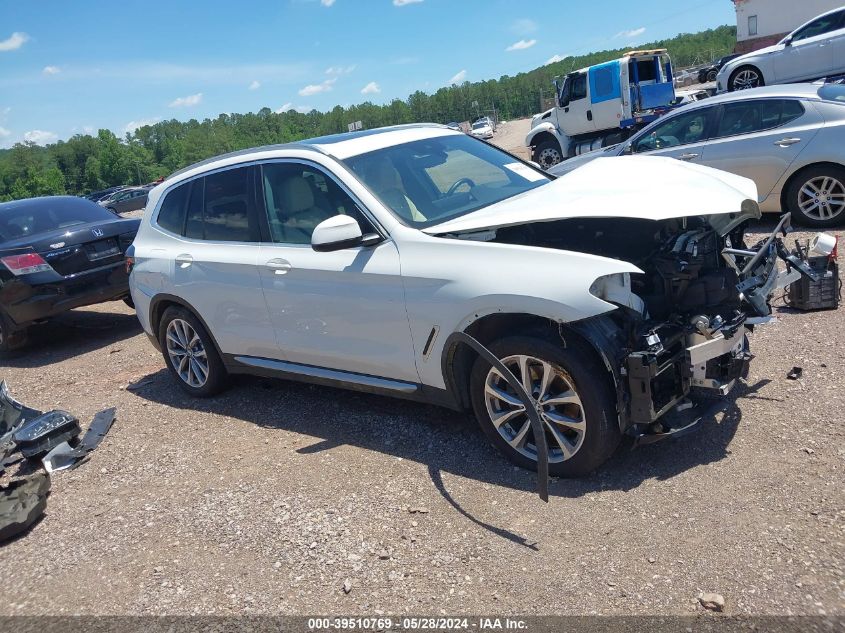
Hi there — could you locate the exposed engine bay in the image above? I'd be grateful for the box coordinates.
[488,213,819,441]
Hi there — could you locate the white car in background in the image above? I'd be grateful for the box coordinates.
[129,124,798,477]
[717,5,845,92]
[470,120,494,139]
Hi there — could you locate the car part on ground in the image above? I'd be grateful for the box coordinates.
[0,472,50,544]
[549,83,845,228]
[0,380,117,542]
[41,407,116,473]
[786,239,841,310]
[0,196,139,352]
[130,124,807,476]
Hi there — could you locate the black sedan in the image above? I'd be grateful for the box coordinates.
[698,54,741,84]
[0,196,139,352]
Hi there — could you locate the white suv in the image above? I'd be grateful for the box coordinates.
[129,124,790,476]
[717,6,845,92]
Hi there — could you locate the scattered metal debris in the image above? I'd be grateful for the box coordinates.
[0,380,117,544]
[0,472,50,544]
[787,367,803,380]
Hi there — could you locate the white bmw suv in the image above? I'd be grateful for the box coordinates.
[129,124,794,476]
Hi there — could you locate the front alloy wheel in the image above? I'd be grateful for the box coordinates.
[730,67,763,91]
[469,335,620,477]
[484,355,586,463]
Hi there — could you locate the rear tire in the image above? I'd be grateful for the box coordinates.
[469,335,621,477]
[158,306,228,397]
[706,68,718,83]
[0,310,28,355]
[786,165,845,228]
[533,139,564,170]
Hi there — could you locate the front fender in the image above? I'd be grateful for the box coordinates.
[526,121,563,148]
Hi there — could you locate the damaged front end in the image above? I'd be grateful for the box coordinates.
[492,210,817,444]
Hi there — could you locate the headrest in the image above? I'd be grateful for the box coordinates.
[276,177,315,215]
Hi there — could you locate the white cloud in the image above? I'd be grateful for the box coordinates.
[325,65,356,75]
[615,27,646,39]
[393,0,423,5]
[248,80,261,90]
[361,81,380,95]
[0,32,29,52]
[0,126,9,138]
[448,69,466,84]
[545,54,568,65]
[83,126,94,135]
[124,117,162,134]
[168,92,203,108]
[298,77,336,96]
[42,65,61,75]
[275,103,311,114]
[23,130,57,145]
[506,39,537,52]
[511,18,537,35]
[321,0,336,5]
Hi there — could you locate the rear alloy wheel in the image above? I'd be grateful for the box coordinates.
[533,139,564,170]
[159,306,227,397]
[706,68,718,83]
[787,166,845,228]
[469,336,620,477]
[729,66,764,91]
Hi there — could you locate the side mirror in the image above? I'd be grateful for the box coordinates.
[783,36,793,47]
[622,143,634,155]
[311,215,381,252]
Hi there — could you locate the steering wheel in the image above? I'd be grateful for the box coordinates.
[446,177,476,196]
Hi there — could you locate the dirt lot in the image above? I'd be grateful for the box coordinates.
[0,221,843,617]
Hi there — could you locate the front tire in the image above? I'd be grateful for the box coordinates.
[786,165,845,228]
[729,66,764,91]
[469,335,620,477]
[533,139,564,170]
[158,306,228,397]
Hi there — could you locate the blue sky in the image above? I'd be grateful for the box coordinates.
[0,0,735,147]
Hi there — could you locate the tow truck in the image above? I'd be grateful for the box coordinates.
[526,49,677,168]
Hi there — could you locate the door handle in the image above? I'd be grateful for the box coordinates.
[175,254,193,268]
[774,137,801,147]
[266,258,292,275]
[678,153,700,161]
[587,110,593,121]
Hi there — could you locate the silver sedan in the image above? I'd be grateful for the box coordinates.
[550,84,845,228]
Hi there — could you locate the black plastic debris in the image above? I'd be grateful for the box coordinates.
[13,410,81,459]
[42,408,116,473]
[787,367,803,380]
[0,472,51,544]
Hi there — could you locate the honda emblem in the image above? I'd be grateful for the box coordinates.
[91,228,104,238]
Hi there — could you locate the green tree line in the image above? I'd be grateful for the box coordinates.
[0,25,736,201]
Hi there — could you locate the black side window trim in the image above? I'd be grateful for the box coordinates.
[632,106,716,153]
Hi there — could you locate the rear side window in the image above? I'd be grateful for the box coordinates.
[156,183,189,235]
[202,168,259,242]
[716,99,805,138]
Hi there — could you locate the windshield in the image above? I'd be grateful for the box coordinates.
[819,84,845,103]
[344,134,551,228]
[0,197,116,241]
[472,122,487,129]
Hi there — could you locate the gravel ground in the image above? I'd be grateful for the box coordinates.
[0,220,842,617]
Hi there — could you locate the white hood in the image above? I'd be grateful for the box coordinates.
[424,156,761,236]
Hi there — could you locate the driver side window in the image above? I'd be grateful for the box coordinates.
[261,162,373,245]
[633,109,711,153]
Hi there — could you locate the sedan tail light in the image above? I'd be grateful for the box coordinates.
[0,252,54,276]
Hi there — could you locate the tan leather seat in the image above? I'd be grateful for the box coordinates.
[362,158,426,223]
[273,176,334,243]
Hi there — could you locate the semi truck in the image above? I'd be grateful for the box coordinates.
[526,49,677,168]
